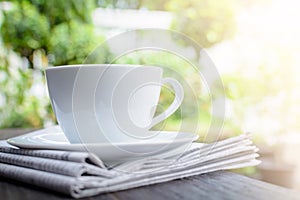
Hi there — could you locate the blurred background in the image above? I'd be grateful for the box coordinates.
[0,0,300,190]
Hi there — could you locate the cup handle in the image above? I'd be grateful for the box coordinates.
[149,77,184,128]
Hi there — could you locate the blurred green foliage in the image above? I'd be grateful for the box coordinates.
[166,0,236,53]
[99,0,236,49]
[1,1,49,59]
[1,0,100,66]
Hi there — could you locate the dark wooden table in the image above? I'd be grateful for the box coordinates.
[1,129,300,200]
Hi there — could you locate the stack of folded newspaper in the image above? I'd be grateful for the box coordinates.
[0,133,259,198]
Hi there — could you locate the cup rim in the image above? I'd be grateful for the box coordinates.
[45,64,162,72]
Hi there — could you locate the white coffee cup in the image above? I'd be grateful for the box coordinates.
[45,64,184,143]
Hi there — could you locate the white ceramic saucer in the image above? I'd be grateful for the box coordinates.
[7,126,198,163]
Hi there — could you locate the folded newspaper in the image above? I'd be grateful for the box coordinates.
[0,133,260,198]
